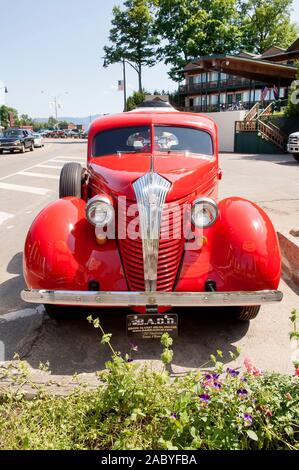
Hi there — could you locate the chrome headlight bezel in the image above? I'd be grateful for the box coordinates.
[191,197,219,228]
[86,195,114,227]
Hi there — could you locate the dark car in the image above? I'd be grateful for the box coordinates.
[0,128,34,154]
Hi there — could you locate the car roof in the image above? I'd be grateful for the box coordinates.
[89,110,217,140]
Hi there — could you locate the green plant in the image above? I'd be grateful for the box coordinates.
[0,312,298,450]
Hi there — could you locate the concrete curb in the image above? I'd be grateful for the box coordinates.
[0,361,104,400]
[277,231,299,287]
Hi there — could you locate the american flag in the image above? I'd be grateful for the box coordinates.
[118,80,124,91]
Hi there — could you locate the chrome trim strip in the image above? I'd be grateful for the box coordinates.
[133,168,171,292]
[21,289,283,307]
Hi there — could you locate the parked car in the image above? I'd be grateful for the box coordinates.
[21,101,282,328]
[287,131,299,162]
[32,133,44,148]
[0,128,34,154]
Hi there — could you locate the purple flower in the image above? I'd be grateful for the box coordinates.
[213,381,222,389]
[130,343,138,352]
[226,367,240,377]
[199,393,211,404]
[126,357,134,363]
[243,413,253,426]
[212,373,220,380]
[204,374,213,380]
[170,412,177,419]
[237,389,248,399]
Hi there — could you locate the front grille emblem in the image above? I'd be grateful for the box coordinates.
[133,168,171,292]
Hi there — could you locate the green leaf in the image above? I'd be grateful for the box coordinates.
[101,333,112,344]
[246,430,258,441]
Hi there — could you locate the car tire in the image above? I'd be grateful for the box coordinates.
[30,142,34,151]
[292,154,299,162]
[59,162,84,198]
[0,150,3,154]
[20,144,25,153]
[234,305,260,321]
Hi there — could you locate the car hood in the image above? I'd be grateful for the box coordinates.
[89,153,218,202]
[0,137,20,142]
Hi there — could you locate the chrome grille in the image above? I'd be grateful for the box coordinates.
[118,197,187,293]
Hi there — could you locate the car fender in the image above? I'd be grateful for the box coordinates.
[23,197,128,291]
[176,197,281,292]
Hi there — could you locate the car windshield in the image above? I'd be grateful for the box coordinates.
[92,126,151,157]
[154,126,213,155]
[92,125,213,157]
[3,130,22,137]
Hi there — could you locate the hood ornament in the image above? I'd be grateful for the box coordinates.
[133,159,171,292]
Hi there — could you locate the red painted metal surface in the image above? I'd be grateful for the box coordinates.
[23,197,128,292]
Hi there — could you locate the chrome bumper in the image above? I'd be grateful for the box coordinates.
[21,289,283,307]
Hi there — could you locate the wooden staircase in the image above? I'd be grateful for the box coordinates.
[236,102,286,151]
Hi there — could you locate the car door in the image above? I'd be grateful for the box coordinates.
[22,130,29,148]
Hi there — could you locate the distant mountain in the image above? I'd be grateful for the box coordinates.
[33,114,103,128]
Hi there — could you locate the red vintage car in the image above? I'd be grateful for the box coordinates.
[21,101,282,329]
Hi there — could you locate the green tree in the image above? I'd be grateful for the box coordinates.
[47,116,58,129]
[19,114,33,127]
[126,90,146,111]
[103,0,159,92]
[0,105,19,128]
[154,0,242,82]
[239,0,298,54]
[285,62,299,116]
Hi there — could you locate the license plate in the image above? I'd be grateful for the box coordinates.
[126,313,178,339]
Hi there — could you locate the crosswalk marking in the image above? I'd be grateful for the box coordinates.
[0,211,13,225]
[0,182,50,195]
[54,155,86,160]
[18,171,59,180]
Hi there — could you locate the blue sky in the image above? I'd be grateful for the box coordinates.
[0,0,299,118]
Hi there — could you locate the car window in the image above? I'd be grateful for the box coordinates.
[3,130,22,137]
[92,126,151,157]
[154,126,213,156]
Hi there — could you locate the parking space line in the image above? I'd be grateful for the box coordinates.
[19,171,59,180]
[0,182,50,195]
[0,211,14,225]
[37,164,63,169]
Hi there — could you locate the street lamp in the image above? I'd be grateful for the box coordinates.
[102,57,139,112]
[0,85,8,128]
[41,91,68,128]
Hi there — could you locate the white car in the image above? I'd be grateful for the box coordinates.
[287,131,299,162]
[32,133,44,148]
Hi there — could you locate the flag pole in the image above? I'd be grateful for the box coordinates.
[123,58,127,112]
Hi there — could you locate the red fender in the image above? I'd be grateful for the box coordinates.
[23,197,128,292]
[176,197,281,292]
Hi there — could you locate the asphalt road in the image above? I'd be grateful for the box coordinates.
[0,143,298,375]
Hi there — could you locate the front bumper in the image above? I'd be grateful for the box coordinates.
[287,144,299,154]
[21,289,283,307]
[0,144,22,151]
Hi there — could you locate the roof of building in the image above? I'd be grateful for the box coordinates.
[183,38,299,85]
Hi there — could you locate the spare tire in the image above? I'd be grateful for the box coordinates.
[59,162,83,198]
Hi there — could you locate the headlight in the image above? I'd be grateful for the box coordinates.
[191,197,218,228]
[14,140,21,145]
[86,195,114,227]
